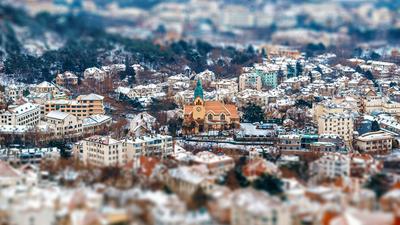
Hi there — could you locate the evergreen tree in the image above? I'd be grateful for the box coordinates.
[243,104,264,123]
[253,174,284,196]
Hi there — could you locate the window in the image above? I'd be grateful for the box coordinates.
[221,114,225,121]
[208,114,213,121]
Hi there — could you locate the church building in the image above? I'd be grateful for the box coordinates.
[183,80,240,134]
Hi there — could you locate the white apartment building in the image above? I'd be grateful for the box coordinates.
[124,134,174,160]
[5,85,24,101]
[82,136,126,167]
[239,73,262,91]
[355,131,393,155]
[0,103,40,126]
[45,111,83,138]
[82,134,173,167]
[230,188,292,225]
[191,151,234,175]
[127,84,164,98]
[363,96,400,116]
[318,113,354,141]
[311,153,350,179]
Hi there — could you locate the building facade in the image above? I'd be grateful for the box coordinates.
[0,103,40,126]
[318,113,354,142]
[44,93,105,119]
[239,73,262,91]
[355,131,393,155]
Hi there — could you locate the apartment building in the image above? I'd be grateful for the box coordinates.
[82,134,173,167]
[231,188,292,225]
[30,81,57,94]
[311,153,351,179]
[55,71,78,86]
[363,96,400,116]
[0,103,40,126]
[127,84,163,98]
[355,131,393,155]
[239,73,262,91]
[318,113,354,141]
[45,111,83,138]
[82,136,126,167]
[124,134,174,160]
[44,93,104,119]
[278,135,302,152]
[191,151,234,175]
[5,85,24,101]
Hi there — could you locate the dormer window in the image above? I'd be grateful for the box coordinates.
[221,114,225,121]
[208,114,213,121]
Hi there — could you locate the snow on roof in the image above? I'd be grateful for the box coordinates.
[83,115,111,127]
[46,111,70,120]
[232,188,283,214]
[168,165,210,185]
[8,103,39,115]
[78,93,104,101]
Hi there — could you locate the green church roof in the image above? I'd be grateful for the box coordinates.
[194,79,204,100]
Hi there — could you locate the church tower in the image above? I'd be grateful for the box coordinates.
[193,79,205,120]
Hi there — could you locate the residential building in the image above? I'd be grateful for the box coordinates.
[44,93,105,119]
[183,80,240,134]
[355,131,393,155]
[82,136,126,166]
[83,67,107,81]
[278,135,302,152]
[123,134,174,161]
[164,165,215,200]
[239,73,262,91]
[30,81,57,94]
[191,151,234,175]
[45,111,83,138]
[82,114,112,134]
[0,103,40,126]
[318,113,354,141]
[310,153,351,179]
[230,188,292,225]
[5,85,24,101]
[55,71,78,86]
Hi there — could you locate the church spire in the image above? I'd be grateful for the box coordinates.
[194,79,204,100]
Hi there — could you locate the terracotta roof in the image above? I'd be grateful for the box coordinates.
[184,101,239,119]
[184,105,193,115]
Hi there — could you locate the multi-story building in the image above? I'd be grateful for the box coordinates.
[82,136,126,167]
[363,96,400,116]
[127,84,164,99]
[81,134,173,167]
[230,188,292,225]
[318,113,354,142]
[191,151,234,175]
[5,85,24,101]
[55,71,78,86]
[44,93,104,119]
[30,81,57,94]
[45,111,83,138]
[0,103,40,126]
[355,131,393,155]
[278,135,302,152]
[311,153,351,179]
[239,73,262,91]
[123,134,174,160]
